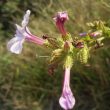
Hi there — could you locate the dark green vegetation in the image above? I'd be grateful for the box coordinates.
[0,0,110,110]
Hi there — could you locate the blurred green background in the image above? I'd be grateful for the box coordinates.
[0,0,110,110]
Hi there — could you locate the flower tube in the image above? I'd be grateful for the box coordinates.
[53,11,68,36]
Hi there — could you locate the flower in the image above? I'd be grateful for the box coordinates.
[7,10,45,54]
[59,67,75,110]
[79,31,102,37]
[53,11,68,36]
[89,30,102,37]
[79,32,87,37]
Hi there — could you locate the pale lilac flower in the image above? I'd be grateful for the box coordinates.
[53,11,68,36]
[79,32,87,37]
[7,10,45,54]
[59,67,75,110]
[89,31,102,37]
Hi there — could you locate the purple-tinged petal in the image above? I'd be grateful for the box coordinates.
[7,37,24,54]
[59,67,75,110]
[15,24,25,38]
[59,87,75,110]
[22,10,31,27]
[53,11,69,23]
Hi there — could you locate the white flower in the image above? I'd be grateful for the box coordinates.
[7,10,31,54]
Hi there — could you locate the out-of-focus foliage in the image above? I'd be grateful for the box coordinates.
[0,0,110,110]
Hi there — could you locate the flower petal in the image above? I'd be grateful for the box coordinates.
[7,37,24,54]
[53,11,68,22]
[59,86,75,110]
[22,10,31,27]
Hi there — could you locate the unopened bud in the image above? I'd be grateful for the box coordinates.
[64,41,70,51]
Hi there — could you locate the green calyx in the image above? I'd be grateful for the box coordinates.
[63,41,75,68]
[77,43,89,64]
[63,55,73,68]
[49,33,75,69]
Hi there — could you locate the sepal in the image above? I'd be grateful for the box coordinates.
[77,44,89,64]
[63,55,73,68]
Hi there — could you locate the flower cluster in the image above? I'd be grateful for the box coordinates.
[7,10,110,110]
